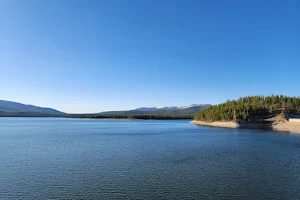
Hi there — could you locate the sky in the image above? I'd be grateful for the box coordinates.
[0,0,299,113]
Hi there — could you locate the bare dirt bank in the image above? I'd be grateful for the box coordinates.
[192,120,300,134]
[191,120,237,128]
[272,121,300,133]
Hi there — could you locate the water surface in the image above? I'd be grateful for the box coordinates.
[0,118,300,199]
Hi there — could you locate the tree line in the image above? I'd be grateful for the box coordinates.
[194,95,300,122]
[66,114,193,120]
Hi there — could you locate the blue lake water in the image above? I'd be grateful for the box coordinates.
[0,118,300,199]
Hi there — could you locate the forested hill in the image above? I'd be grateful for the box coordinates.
[0,100,64,115]
[194,95,300,122]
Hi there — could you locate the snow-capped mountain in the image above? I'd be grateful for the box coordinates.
[135,106,179,111]
[179,104,209,110]
[100,104,211,115]
[135,104,210,111]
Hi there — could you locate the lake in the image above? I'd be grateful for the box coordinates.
[0,118,300,199]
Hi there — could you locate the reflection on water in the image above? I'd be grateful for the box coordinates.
[0,118,300,199]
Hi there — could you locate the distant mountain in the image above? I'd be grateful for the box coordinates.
[0,100,210,118]
[0,100,65,115]
[101,104,211,115]
[134,104,210,112]
[134,106,179,111]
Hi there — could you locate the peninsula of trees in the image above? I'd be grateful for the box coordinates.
[194,95,300,122]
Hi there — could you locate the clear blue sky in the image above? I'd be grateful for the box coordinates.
[1,0,299,113]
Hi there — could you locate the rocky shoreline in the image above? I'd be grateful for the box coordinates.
[272,121,300,133]
[192,120,300,133]
[191,120,237,128]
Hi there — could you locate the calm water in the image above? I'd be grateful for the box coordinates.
[1,118,300,199]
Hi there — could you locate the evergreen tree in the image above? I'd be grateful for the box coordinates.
[194,95,300,122]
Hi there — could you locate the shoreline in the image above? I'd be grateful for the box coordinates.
[272,121,300,133]
[191,120,237,128]
[192,120,300,134]
[71,118,191,121]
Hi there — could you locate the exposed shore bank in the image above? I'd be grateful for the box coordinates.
[272,121,300,133]
[192,120,300,133]
[191,120,237,128]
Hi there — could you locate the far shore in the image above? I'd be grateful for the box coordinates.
[192,120,300,134]
[64,117,191,121]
